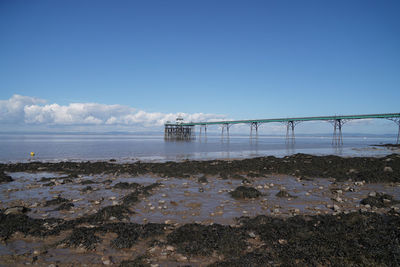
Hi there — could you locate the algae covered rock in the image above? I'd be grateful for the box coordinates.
[230,186,262,199]
[276,190,296,198]
[0,172,13,183]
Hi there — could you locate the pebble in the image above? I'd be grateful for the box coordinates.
[278,239,287,245]
[369,192,377,197]
[177,255,188,261]
[334,197,343,203]
[333,205,340,212]
[166,245,175,251]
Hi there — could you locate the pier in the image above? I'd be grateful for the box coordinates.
[164,113,400,145]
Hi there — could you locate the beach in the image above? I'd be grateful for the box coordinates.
[1,153,400,266]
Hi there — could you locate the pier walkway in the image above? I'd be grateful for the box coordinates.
[164,113,400,145]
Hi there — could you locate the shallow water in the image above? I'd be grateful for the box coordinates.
[0,133,398,163]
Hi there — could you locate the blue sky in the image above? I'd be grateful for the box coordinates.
[0,0,399,133]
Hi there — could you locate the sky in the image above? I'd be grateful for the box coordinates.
[0,0,399,134]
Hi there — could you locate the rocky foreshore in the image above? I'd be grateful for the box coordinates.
[0,153,400,266]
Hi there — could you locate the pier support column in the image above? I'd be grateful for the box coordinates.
[221,123,231,139]
[284,121,299,144]
[330,119,348,146]
[388,118,400,144]
[250,122,260,138]
[199,124,207,138]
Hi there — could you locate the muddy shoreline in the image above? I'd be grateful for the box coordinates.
[1,153,400,266]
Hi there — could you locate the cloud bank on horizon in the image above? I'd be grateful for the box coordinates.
[0,94,226,130]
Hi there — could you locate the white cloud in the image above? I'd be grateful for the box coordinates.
[0,94,226,130]
[0,94,46,123]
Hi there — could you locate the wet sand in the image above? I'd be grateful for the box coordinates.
[0,153,400,266]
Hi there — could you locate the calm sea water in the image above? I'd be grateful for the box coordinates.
[0,133,398,163]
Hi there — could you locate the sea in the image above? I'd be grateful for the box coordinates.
[0,132,398,163]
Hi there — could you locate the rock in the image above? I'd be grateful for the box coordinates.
[354,181,364,186]
[229,186,262,199]
[384,166,393,173]
[333,204,340,212]
[166,245,175,251]
[4,206,30,215]
[101,256,113,265]
[369,192,377,197]
[276,190,296,198]
[333,197,343,203]
[0,172,13,183]
[278,239,287,245]
[177,254,188,261]
[360,192,400,208]
[248,232,256,238]
[198,176,208,183]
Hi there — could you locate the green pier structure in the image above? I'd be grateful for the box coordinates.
[164,113,400,145]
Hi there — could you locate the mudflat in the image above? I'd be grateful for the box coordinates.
[0,153,399,266]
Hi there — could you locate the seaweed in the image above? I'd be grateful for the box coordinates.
[55,202,74,211]
[276,190,297,198]
[167,223,246,257]
[119,255,150,267]
[113,182,141,189]
[80,180,96,185]
[229,186,262,199]
[61,227,101,250]
[45,196,69,207]
[0,172,13,183]
[360,193,400,208]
